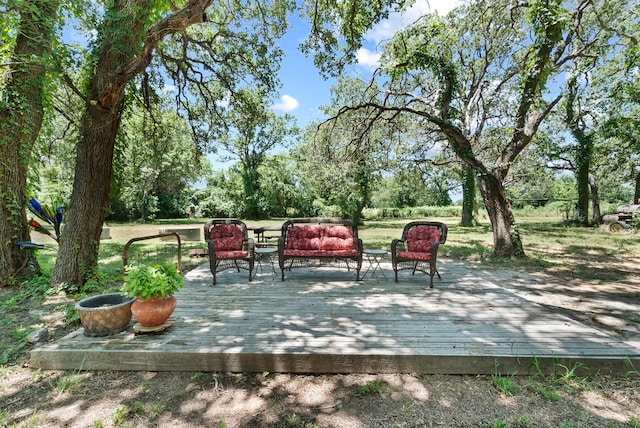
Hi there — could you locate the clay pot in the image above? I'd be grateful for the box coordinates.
[76,293,135,337]
[131,295,176,327]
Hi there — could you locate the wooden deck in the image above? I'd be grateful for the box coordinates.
[31,260,640,375]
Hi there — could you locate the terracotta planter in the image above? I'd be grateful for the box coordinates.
[131,295,177,327]
[76,293,135,337]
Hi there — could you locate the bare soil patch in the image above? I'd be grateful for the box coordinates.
[2,257,640,427]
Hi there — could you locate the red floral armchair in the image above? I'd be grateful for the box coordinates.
[204,220,255,285]
[391,221,448,288]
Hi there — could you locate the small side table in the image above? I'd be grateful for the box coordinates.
[363,249,387,280]
[255,247,278,276]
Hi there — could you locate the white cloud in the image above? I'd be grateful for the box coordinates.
[366,0,461,44]
[272,94,300,112]
[356,48,381,69]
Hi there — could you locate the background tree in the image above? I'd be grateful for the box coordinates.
[0,0,61,285]
[371,169,431,208]
[216,88,298,219]
[299,77,396,223]
[563,73,599,225]
[595,4,640,205]
[111,90,209,221]
[193,169,244,218]
[257,153,311,217]
[384,116,457,209]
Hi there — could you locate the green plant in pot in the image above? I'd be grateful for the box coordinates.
[121,263,184,327]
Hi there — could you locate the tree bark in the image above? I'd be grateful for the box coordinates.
[566,75,593,227]
[589,173,601,224]
[476,171,524,257]
[460,164,477,226]
[574,133,592,226]
[0,0,60,286]
[51,97,124,285]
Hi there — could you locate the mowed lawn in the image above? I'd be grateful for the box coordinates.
[29,214,640,286]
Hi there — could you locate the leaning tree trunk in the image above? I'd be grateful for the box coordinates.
[51,99,124,286]
[0,0,60,286]
[476,171,524,258]
[50,0,212,287]
[51,1,141,287]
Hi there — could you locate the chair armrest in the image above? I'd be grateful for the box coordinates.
[391,239,405,257]
[244,237,255,254]
[431,241,440,258]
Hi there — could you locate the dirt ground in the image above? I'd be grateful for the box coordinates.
[2,256,640,428]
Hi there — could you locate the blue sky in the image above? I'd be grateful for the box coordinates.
[270,0,459,128]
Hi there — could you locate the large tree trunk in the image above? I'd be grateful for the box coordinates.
[51,0,211,287]
[51,100,124,285]
[589,173,601,224]
[0,0,60,286]
[575,137,592,226]
[52,0,146,286]
[241,163,261,219]
[566,76,593,227]
[460,164,477,226]
[477,171,524,258]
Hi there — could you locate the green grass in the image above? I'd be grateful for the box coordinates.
[56,373,83,393]
[489,372,519,396]
[355,379,386,396]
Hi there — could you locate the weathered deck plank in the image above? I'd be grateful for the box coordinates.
[30,261,640,375]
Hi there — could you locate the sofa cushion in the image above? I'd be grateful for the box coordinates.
[290,237,322,250]
[397,251,432,261]
[215,250,249,259]
[320,236,354,250]
[325,225,353,240]
[209,224,243,251]
[286,226,322,250]
[288,225,323,240]
[406,226,440,253]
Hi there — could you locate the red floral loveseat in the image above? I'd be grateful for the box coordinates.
[204,219,255,285]
[391,221,448,288]
[278,218,363,281]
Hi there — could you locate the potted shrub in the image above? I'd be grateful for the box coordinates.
[121,263,184,327]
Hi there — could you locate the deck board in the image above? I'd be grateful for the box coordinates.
[31,260,640,375]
